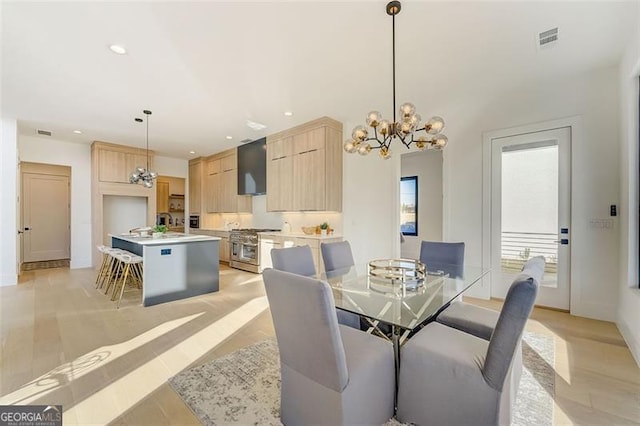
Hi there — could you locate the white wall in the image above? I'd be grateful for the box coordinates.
[446,66,621,320]
[617,2,640,366]
[19,135,92,268]
[0,118,18,286]
[103,195,147,242]
[401,150,443,259]
[342,135,401,265]
[337,64,622,321]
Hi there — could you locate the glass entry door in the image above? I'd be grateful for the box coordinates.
[490,127,571,310]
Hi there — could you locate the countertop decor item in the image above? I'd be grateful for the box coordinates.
[129,109,158,188]
[301,226,316,235]
[343,1,449,160]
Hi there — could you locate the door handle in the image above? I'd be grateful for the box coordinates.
[24,227,31,231]
[17,230,24,234]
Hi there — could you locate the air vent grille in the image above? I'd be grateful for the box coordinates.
[538,27,558,49]
[37,129,52,136]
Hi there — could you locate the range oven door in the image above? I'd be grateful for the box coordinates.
[237,242,259,265]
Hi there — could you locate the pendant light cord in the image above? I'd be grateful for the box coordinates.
[392,11,396,126]
[146,113,150,171]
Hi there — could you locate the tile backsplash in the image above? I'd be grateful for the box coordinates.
[200,195,342,233]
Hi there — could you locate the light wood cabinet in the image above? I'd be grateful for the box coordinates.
[97,147,152,184]
[189,161,202,213]
[202,149,252,214]
[205,172,221,213]
[266,117,342,212]
[267,136,294,211]
[259,234,342,273]
[156,181,170,212]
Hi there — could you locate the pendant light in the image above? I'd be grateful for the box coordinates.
[129,109,157,188]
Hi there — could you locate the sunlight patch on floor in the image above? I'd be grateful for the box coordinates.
[0,312,205,406]
[65,296,269,425]
[237,275,264,286]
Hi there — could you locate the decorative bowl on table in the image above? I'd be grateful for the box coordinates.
[301,226,316,235]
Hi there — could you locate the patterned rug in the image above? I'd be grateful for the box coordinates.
[22,259,70,271]
[169,331,555,425]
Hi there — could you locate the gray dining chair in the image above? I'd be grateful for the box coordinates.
[271,245,360,329]
[437,255,545,339]
[319,241,362,330]
[397,270,539,426]
[263,268,395,425]
[419,240,465,277]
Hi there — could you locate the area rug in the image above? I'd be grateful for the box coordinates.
[169,331,555,425]
[22,259,70,271]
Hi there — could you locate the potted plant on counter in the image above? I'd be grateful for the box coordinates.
[152,224,167,238]
[320,222,329,236]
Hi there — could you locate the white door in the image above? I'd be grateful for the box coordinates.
[22,173,70,262]
[490,127,571,310]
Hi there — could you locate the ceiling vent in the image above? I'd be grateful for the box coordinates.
[36,129,52,136]
[245,120,267,131]
[538,27,558,49]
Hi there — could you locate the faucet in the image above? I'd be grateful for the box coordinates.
[157,212,173,226]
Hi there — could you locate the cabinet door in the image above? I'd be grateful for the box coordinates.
[98,149,128,183]
[219,237,229,262]
[221,153,236,172]
[268,137,293,160]
[189,162,202,213]
[219,169,234,212]
[205,173,221,213]
[156,181,169,212]
[207,159,221,175]
[267,156,294,211]
[293,149,325,210]
[293,127,325,154]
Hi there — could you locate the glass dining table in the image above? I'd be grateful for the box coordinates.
[318,261,489,407]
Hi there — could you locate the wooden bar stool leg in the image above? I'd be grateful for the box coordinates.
[116,264,131,309]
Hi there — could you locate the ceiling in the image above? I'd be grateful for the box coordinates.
[2,1,637,159]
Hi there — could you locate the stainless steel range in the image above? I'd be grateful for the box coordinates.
[229,228,280,273]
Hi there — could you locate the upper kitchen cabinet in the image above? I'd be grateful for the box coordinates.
[200,148,252,214]
[94,142,153,184]
[188,159,203,214]
[266,117,342,212]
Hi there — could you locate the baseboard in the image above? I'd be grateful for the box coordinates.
[70,258,92,269]
[571,301,616,322]
[0,274,17,286]
[617,318,640,368]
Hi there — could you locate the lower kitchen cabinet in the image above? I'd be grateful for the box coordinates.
[190,230,230,263]
[259,234,342,274]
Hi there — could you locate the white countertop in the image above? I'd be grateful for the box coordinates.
[259,231,342,240]
[110,232,221,245]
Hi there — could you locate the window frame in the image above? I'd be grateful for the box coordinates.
[400,175,419,237]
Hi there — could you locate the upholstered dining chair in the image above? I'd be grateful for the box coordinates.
[320,241,363,329]
[419,240,465,277]
[270,245,360,329]
[263,268,395,425]
[397,270,539,426]
[435,255,545,400]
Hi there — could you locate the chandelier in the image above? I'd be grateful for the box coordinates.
[344,1,448,160]
[129,109,157,188]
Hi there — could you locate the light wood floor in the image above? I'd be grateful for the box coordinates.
[1,266,638,425]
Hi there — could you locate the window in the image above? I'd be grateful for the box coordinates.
[400,176,418,236]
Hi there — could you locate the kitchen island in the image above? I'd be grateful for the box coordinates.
[110,232,220,306]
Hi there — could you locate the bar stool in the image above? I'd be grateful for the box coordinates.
[101,248,126,296]
[95,245,110,289]
[111,251,143,308]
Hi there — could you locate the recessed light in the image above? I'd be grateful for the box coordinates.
[189,150,196,154]
[284,111,293,117]
[109,44,127,55]
[73,130,82,134]
[226,136,233,140]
